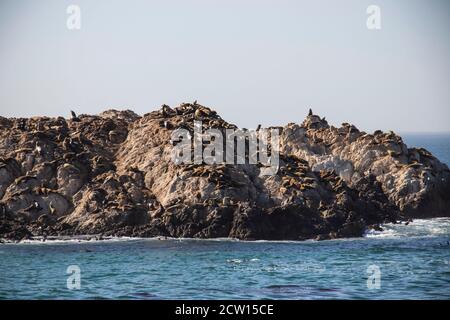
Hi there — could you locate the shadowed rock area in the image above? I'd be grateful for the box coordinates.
[1,103,449,241]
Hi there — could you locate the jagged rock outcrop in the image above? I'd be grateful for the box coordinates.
[0,104,449,241]
[281,114,450,218]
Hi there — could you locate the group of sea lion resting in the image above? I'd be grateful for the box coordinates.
[0,103,449,241]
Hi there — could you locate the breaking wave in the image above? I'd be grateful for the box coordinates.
[3,218,449,245]
[364,218,450,239]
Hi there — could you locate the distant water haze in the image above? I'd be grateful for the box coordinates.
[0,0,449,133]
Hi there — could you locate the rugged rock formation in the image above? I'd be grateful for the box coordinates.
[1,104,449,241]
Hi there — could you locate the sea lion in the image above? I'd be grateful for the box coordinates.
[14,147,33,155]
[222,197,231,206]
[164,121,173,129]
[407,162,423,169]
[62,137,74,151]
[417,148,433,158]
[34,187,45,196]
[14,175,37,185]
[7,187,32,199]
[34,141,45,156]
[388,150,401,157]
[300,184,313,191]
[194,109,203,119]
[318,201,326,210]
[62,152,75,162]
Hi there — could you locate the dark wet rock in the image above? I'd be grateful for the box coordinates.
[1,105,449,241]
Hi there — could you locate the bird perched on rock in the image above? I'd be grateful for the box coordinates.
[308,108,313,116]
[70,110,80,122]
[161,104,174,117]
[194,108,204,119]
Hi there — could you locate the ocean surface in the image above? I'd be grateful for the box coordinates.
[0,134,449,300]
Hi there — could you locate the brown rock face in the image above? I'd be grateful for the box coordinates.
[281,114,450,218]
[0,105,449,241]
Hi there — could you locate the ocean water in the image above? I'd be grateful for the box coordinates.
[0,219,449,300]
[0,134,449,300]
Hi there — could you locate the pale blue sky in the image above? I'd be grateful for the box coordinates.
[0,0,449,132]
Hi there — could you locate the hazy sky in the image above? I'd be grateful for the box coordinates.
[0,0,449,133]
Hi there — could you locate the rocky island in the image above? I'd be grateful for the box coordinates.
[1,103,449,242]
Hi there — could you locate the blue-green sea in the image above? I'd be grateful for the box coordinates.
[0,134,449,300]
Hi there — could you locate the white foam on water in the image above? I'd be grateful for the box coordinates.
[364,217,450,239]
[227,259,242,264]
[3,218,448,245]
[4,235,145,245]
